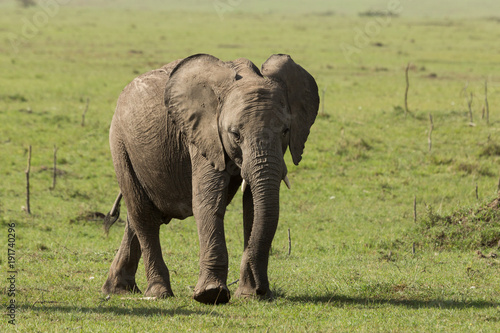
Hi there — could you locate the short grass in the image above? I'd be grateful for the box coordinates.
[1,0,500,331]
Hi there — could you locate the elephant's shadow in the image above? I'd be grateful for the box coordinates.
[26,294,499,314]
[284,294,500,310]
[26,304,219,317]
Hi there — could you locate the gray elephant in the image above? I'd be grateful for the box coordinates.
[102,54,319,304]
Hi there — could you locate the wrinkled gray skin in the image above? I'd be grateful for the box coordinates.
[102,54,319,304]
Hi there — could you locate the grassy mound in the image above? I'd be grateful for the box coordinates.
[415,197,500,250]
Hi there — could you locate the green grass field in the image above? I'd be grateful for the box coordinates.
[1,0,500,331]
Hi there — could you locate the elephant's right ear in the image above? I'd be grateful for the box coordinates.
[164,54,237,171]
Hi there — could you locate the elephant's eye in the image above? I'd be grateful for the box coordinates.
[282,128,290,137]
[230,130,240,142]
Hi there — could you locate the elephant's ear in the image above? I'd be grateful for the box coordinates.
[261,54,319,165]
[165,54,237,171]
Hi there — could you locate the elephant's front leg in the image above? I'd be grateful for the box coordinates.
[235,184,277,300]
[234,187,266,299]
[191,150,231,304]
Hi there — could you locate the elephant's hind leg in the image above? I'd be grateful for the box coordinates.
[118,186,174,298]
[102,216,142,294]
[105,141,174,298]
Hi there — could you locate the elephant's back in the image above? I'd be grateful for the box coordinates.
[112,60,182,143]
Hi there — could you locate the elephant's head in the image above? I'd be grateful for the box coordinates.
[165,54,319,297]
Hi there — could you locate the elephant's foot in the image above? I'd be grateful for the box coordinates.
[193,283,230,305]
[102,275,142,295]
[144,281,174,298]
[234,285,273,300]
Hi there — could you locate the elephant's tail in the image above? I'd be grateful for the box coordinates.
[104,192,123,235]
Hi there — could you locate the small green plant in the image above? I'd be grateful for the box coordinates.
[336,136,372,161]
[358,10,399,17]
[479,142,500,157]
[2,93,28,102]
[17,0,36,8]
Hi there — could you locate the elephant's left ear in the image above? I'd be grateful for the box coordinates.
[261,54,319,165]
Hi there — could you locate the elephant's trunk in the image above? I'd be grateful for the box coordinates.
[239,153,283,297]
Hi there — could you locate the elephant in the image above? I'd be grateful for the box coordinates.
[101,53,319,304]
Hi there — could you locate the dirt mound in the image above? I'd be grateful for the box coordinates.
[69,211,106,224]
[415,196,500,250]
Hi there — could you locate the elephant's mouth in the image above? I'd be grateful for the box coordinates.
[240,174,291,193]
